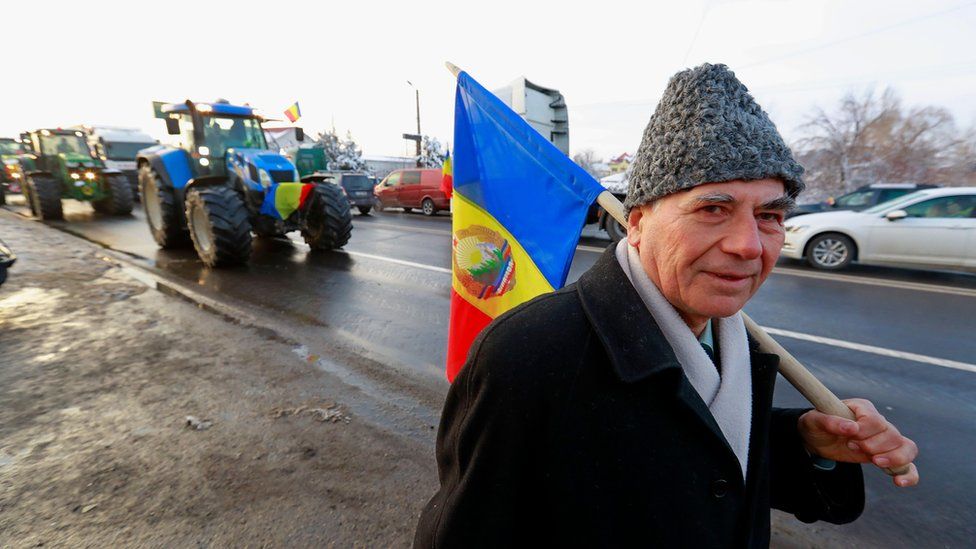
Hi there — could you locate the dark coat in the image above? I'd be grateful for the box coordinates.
[415,247,864,548]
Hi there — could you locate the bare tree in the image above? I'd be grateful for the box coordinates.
[573,149,601,178]
[795,88,975,200]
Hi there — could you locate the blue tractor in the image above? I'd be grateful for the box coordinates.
[136,99,352,267]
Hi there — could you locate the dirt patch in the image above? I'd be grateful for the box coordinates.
[0,212,437,547]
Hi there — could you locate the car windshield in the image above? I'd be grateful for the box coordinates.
[0,140,27,155]
[201,115,267,155]
[39,133,92,156]
[103,141,155,160]
[863,190,931,214]
[342,175,373,190]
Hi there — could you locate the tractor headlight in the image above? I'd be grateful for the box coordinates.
[199,157,210,167]
[70,173,81,180]
[259,169,272,188]
[198,146,210,156]
[85,172,96,180]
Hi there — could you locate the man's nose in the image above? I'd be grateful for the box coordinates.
[721,215,763,260]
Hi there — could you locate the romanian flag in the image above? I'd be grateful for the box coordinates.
[284,101,301,123]
[260,182,314,220]
[446,71,604,381]
[441,149,453,199]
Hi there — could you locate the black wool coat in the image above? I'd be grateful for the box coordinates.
[415,247,864,548]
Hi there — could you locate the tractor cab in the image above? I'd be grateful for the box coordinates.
[159,100,303,206]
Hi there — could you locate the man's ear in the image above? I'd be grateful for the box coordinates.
[627,207,644,248]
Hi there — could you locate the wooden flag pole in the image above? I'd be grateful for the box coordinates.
[447,62,908,476]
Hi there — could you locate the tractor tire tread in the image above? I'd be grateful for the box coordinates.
[28,175,63,220]
[186,186,252,267]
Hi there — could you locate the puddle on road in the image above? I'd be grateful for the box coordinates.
[290,345,439,440]
[0,287,66,309]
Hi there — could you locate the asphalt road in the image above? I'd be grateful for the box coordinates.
[5,196,975,547]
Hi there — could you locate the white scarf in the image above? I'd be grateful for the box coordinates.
[615,240,753,481]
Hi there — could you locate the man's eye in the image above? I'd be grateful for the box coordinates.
[758,212,783,223]
[701,205,724,214]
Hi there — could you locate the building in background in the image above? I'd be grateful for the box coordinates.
[492,77,569,155]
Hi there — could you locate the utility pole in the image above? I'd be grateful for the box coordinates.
[408,81,422,160]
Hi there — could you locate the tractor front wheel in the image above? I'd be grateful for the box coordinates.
[302,183,352,250]
[140,164,190,248]
[93,174,134,215]
[26,175,63,220]
[185,186,252,267]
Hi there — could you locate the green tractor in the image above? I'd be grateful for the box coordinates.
[0,137,32,206]
[18,129,133,219]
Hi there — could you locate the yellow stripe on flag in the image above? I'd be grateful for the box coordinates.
[274,183,306,219]
[451,191,554,319]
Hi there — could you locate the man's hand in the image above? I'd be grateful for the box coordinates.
[798,398,919,487]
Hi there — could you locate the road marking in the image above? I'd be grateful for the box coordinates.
[343,248,975,374]
[343,250,453,274]
[773,267,976,298]
[762,326,976,374]
[356,220,610,254]
[358,221,450,236]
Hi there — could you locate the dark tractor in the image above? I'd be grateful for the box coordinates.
[15,129,133,219]
[1,137,31,206]
[136,100,352,267]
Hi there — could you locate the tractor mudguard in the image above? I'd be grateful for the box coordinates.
[185,175,229,192]
[137,147,193,190]
[300,174,329,184]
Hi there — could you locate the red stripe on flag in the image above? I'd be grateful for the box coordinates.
[446,289,492,382]
[298,183,314,208]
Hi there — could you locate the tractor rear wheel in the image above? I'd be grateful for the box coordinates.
[139,164,190,248]
[93,174,134,215]
[26,175,63,220]
[302,183,352,250]
[185,186,252,267]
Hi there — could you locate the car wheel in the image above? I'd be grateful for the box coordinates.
[806,233,854,270]
[421,198,436,216]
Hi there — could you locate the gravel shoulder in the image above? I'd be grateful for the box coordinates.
[0,211,436,548]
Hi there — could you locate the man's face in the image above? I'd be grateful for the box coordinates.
[626,179,791,329]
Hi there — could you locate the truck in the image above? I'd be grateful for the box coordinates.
[80,126,157,199]
[137,99,352,267]
[17,129,133,219]
[492,77,570,155]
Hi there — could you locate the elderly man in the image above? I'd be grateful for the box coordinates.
[414,63,918,548]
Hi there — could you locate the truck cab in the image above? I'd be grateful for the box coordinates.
[82,126,157,198]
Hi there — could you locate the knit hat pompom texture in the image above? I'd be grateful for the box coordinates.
[624,63,804,211]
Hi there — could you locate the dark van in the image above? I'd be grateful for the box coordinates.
[321,171,376,215]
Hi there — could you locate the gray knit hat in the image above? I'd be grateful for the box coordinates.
[624,63,804,212]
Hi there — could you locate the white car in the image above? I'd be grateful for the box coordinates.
[782,187,976,272]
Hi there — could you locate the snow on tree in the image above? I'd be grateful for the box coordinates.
[417,135,445,168]
[315,129,368,172]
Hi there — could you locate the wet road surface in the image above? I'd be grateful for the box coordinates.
[5,196,975,547]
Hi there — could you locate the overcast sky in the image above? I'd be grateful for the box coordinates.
[3,0,974,160]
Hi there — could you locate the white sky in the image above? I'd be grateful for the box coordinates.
[3,0,974,160]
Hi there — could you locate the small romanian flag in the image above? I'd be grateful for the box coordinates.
[284,101,301,123]
[441,149,453,199]
[445,70,604,382]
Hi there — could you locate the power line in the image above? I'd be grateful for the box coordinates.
[739,1,976,70]
[681,1,712,66]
